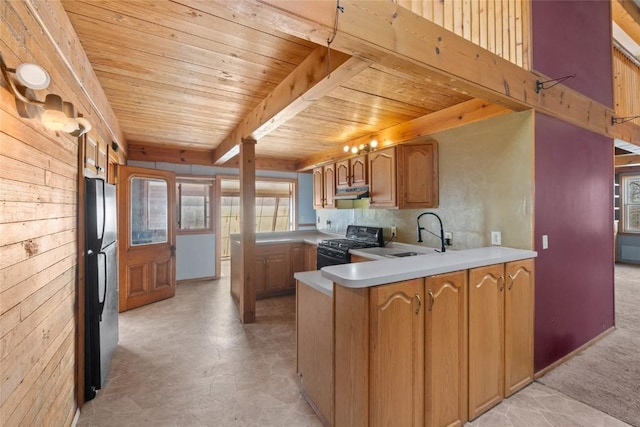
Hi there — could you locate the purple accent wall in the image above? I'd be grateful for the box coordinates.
[534,113,614,371]
[531,0,613,107]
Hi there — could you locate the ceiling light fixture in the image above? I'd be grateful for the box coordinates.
[0,52,92,136]
[343,138,379,155]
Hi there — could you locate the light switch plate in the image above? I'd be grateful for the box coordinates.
[542,235,549,249]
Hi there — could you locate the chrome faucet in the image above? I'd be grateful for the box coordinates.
[417,212,446,253]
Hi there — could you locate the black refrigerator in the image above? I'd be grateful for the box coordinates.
[84,177,119,401]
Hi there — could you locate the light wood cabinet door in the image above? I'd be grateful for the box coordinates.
[425,270,468,427]
[254,244,291,297]
[504,259,535,397]
[97,140,108,178]
[289,244,304,287]
[84,133,108,178]
[351,155,367,187]
[303,243,317,271]
[468,264,505,420]
[368,147,396,208]
[398,142,438,208]
[264,250,290,292]
[336,159,350,188]
[370,279,424,427]
[323,164,336,208]
[312,167,324,209]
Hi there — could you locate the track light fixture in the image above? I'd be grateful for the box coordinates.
[343,139,379,155]
[0,52,92,136]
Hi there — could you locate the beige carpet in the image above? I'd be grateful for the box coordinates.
[537,264,640,427]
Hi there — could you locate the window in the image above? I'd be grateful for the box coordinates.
[220,178,295,257]
[622,174,640,233]
[176,178,213,232]
[130,177,168,245]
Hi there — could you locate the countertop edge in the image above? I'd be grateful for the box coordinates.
[321,247,537,288]
[294,271,333,297]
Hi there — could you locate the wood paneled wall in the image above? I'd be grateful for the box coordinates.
[1,1,122,425]
[397,0,530,69]
[613,46,640,127]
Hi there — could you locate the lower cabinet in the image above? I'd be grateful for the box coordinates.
[254,243,303,299]
[425,270,468,427]
[504,259,535,396]
[468,264,505,419]
[255,245,290,298]
[303,243,317,271]
[312,259,534,427]
[370,279,425,427]
[468,259,535,420]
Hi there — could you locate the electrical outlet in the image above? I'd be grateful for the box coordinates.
[491,231,502,245]
[444,231,452,246]
[391,226,397,236]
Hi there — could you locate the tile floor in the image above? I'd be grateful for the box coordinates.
[77,263,629,427]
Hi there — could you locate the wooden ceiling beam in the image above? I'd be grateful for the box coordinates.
[615,153,640,167]
[613,0,640,47]
[212,45,371,164]
[296,98,512,170]
[128,142,298,172]
[238,0,628,144]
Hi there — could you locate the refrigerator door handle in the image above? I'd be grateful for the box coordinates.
[98,251,107,321]
[99,179,107,243]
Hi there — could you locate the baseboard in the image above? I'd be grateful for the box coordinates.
[534,326,615,379]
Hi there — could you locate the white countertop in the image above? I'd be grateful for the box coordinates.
[322,246,537,288]
[294,270,334,297]
[230,230,341,246]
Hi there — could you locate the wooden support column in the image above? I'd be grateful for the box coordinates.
[239,138,257,323]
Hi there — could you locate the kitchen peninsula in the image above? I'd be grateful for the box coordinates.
[229,230,340,301]
[295,246,537,427]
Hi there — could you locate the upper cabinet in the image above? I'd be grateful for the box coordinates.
[336,155,367,189]
[368,141,439,209]
[84,132,108,179]
[313,140,438,210]
[368,147,397,208]
[312,165,336,209]
[398,142,439,208]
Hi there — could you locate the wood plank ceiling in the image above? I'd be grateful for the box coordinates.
[61,0,472,164]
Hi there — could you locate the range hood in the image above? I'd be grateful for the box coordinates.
[334,186,369,200]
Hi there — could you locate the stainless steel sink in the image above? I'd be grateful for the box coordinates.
[388,251,421,257]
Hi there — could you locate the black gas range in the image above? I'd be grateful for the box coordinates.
[317,225,384,269]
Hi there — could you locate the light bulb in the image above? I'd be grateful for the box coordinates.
[351,146,358,154]
[370,139,378,148]
[41,109,68,131]
[343,145,350,152]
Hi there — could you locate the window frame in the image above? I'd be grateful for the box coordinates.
[176,176,215,235]
[621,173,640,234]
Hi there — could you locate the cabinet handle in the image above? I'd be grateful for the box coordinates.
[428,289,434,311]
[507,274,515,290]
[499,275,505,292]
[414,293,422,315]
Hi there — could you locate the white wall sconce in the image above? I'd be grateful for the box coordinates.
[343,138,379,155]
[0,53,92,137]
